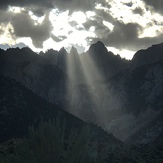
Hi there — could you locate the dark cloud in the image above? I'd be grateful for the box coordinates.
[51,35,63,42]
[68,31,73,35]
[88,22,143,51]
[0,9,12,23]
[87,17,163,52]
[11,12,52,48]
[52,0,96,12]
[84,2,163,53]
[0,0,53,10]
[132,34,163,50]
[84,9,145,50]
[0,0,162,54]
[142,0,163,14]
[95,0,111,9]
[124,2,133,7]
[69,21,78,27]
[84,8,115,31]
[51,35,67,42]
[83,18,111,37]
[83,20,99,30]
[53,0,109,13]
[29,7,46,17]
[133,7,144,15]
[69,21,84,30]
[0,0,98,12]
[94,9,116,24]
[113,22,140,49]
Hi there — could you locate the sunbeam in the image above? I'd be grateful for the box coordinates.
[60,43,113,124]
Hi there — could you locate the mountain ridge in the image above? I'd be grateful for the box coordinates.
[0,41,163,144]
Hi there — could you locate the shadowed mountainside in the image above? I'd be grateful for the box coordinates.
[0,75,120,149]
[0,76,163,162]
[0,42,163,144]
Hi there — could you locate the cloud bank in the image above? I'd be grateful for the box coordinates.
[0,0,163,58]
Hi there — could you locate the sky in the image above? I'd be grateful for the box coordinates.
[0,0,163,59]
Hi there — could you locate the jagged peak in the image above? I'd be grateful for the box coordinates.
[59,47,67,54]
[131,42,163,69]
[96,41,105,46]
[88,41,108,54]
[70,46,79,55]
[90,41,105,48]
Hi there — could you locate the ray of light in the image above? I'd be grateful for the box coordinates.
[65,44,112,123]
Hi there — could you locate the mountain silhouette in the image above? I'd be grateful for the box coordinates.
[0,41,163,144]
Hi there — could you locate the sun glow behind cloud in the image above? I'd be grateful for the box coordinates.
[103,21,114,31]
[109,0,163,39]
[28,11,45,25]
[107,46,134,60]
[70,11,86,24]
[0,23,16,45]
[1,1,163,59]
[8,6,25,13]
[45,9,96,53]
[16,37,42,52]
[50,9,70,37]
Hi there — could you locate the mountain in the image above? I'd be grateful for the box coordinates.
[100,43,163,143]
[79,41,129,82]
[0,75,120,153]
[41,41,130,83]
[1,76,163,162]
[0,42,163,145]
[131,43,163,69]
[0,47,72,108]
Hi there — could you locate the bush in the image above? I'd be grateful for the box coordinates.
[0,116,97,163]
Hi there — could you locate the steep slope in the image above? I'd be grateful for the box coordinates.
[0,75,120,149]
[102,44,163,143]
[0,47,72,108]
[0,75,71,142]
[80,41,129,82]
